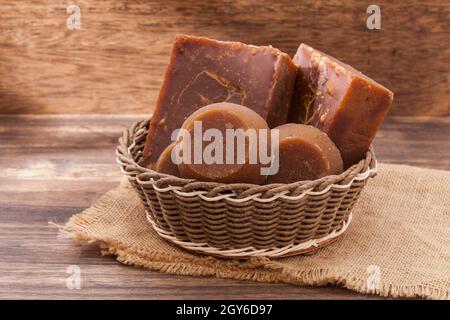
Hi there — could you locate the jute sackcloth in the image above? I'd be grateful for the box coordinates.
[58,163,450,299]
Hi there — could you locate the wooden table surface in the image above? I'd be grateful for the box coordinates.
[0,114,449,300]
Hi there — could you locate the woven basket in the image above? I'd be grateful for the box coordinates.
[117,118,377,258]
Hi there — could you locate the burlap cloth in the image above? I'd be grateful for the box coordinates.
[59,163,450,299]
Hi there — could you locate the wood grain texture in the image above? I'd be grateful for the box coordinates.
[0,114,448,300]
[0,1,449,116]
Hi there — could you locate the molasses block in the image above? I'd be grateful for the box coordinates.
[142,35,297,166]
[289,44,393,168]
[266,124,343,184]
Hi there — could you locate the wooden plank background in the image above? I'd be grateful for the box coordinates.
[0,0,449,116]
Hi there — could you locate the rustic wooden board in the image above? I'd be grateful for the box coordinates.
[0,1,449,116]
[0,114,448,300]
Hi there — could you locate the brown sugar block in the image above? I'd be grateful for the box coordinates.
[288,43,394,168]
[154,142,180,177]
[177,102,270,184]
[142,34,297,166]
[265,124,343,184]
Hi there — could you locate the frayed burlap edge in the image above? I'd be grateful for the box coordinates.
[54,184,449,300]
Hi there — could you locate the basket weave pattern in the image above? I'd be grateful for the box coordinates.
[117,119,377,257]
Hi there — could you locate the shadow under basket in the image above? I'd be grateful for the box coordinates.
[117,118,377,259]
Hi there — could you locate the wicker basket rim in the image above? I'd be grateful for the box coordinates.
[116,119,377,200]
[134,164,376,203]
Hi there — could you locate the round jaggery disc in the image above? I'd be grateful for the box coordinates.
[177,102,270,184]
[265,123,343,184]
[154,142,180,177]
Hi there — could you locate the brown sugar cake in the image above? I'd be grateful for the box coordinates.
[289,43,393,168]
[176,102,270,184]
[265,123,343,184]
[142,35,297,167]
[153,142,180,177]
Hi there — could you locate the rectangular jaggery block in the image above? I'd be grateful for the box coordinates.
[289,44,394,168]
[142,35,297,166]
